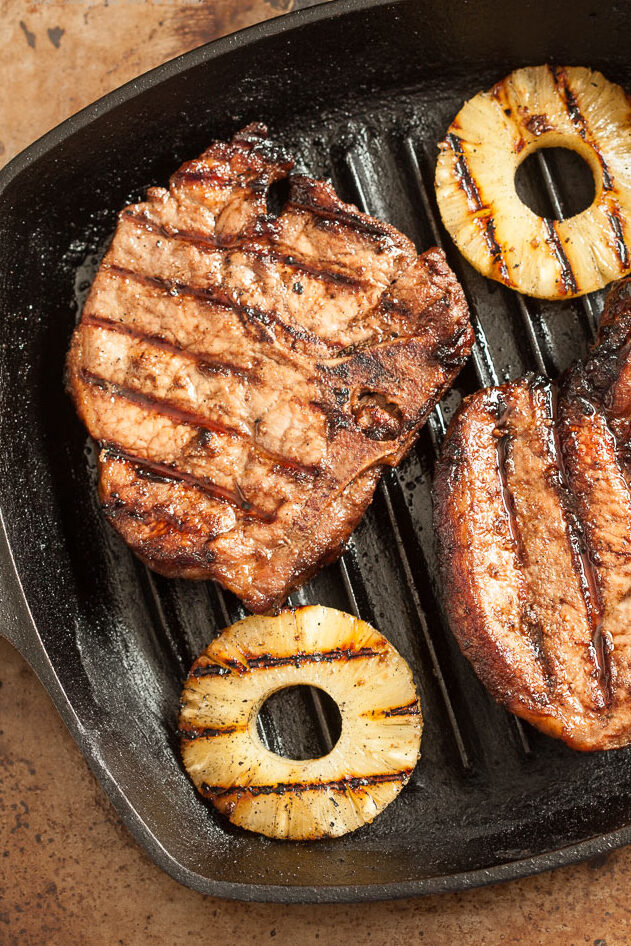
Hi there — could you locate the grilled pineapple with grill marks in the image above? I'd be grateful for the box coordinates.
[435,65,631,299]
[179,605,422,840]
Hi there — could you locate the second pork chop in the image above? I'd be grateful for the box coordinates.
[67,124,473,612]
[435,277,631,750]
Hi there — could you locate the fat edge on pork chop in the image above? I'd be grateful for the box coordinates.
[67,123,473,613]
[434,276,631,750]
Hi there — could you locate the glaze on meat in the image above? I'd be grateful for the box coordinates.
[67,124,473,613]
[434,278,631,750]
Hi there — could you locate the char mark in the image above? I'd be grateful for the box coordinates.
[191,663,232,678]
[493,387,553,681]
[546,386,611,700]
[383,700,421,717]
[267,251,365,288]
[104,264,336,352]
[549,66,588,138]
[494,392,528,564]
[99,441,278,522]
[123,210,221,247]
[446,133,512,285]
[191,645,383,676]
[201,769,413,799]
[542,218,578,295]
[83,313,254,380]
[606,208,630,270]
[136,467,179,485]
[549,65,613,191]
[122,211,366,289]
[446,133,484,209]
[178,724,242,740]
[495,379,610,700]
[288,180,396,241]
[80,369,319,478]
[102,498,198,534]
[101,500,146,523]
[171,165,233,187]
[363,700,421,719]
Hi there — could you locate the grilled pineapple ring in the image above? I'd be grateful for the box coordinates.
[435,65,631,299]
[179,605,422,840]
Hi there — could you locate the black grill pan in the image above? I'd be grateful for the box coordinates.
[2,0,631,903]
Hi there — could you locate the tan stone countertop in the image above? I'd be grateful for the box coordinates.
[2,2,631,942]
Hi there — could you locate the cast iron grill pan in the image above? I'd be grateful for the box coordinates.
[2,0,631,902]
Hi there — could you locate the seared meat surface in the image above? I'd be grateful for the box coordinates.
[435,277,631,750]
[67,124,472,613]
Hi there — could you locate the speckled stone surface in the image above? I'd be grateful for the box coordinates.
[2,2,631,943]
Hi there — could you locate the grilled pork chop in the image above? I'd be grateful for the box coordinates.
[435,277,631,750]
[67,124,472,613]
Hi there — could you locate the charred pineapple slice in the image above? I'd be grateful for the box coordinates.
[435,65,631,299]
[179,605,422,840]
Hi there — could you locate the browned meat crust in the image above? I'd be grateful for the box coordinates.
[434,277,631,750]
[67,124,473,612]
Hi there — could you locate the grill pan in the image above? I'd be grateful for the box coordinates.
[3,0,631,903]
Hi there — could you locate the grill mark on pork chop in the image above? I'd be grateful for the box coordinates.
[102,496,225,539]
[494,396,527,562]
[88,268,328,384]
[287,179,402,243]
[122,210,369,289]
[101,260,439,381]
[105,264,341,352]
[82,314,255,380]
[501,379,608,706]
[492,389,555,682]
[558,347,631,698]
[80,369,321,479]
[548,385,611,700]
[172,166,242,186]
[173,160,288,189]
[101,444,278,522]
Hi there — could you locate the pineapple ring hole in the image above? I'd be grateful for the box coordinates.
[256,685,343,760]
[514,146,596,220]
